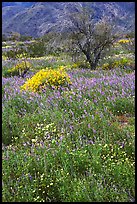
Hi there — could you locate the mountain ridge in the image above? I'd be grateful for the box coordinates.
[2,2,135,37]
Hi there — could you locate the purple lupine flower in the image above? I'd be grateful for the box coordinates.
[93,128,96,134]
[28,173,32,181]
[88,140,94,144]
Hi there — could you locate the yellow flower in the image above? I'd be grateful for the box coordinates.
[21,67,71,92]
[118,39,131,44]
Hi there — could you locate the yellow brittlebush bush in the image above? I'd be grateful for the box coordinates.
[21,67,71,92]
[117,39,131,44]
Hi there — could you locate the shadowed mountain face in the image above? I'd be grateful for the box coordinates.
[2,2,135,37]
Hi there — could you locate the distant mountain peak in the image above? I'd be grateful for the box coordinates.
[2,2,135,37]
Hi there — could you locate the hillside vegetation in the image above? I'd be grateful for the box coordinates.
[2,4,135,202]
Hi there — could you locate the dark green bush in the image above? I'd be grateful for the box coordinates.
[5,47,28,59]
[27,41,46,57]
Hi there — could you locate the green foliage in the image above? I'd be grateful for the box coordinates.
[72,61,90,69]
[125,32,135,39]
[19,35,33,41]
[2,138,135,202]
[101,58,134,71]
[4,49,17,59]
[27,40,46,57]
[107,97,135,116]
[8,32,21,41]
[4,47,28,59]
[3,60,32,77]
[2,33,135,202]
[2,94,41,145]
[2,106,20,145]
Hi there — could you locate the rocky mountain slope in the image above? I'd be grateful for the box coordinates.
[2,2,135,37]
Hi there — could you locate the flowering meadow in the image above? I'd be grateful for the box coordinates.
[2,39,135,202]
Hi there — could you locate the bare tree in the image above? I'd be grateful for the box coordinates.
[68,6,118,70]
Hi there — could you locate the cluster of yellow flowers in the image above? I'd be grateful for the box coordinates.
[113,39,131,47]
[101,58,132,70]
[101,143,134,166]
[16,53,29,59]
[21,66,71,92]
[71,63,79,68]
[14,60,31,70]
[117,39,131,44]
[8,60,32,76]
[2,55,7,60]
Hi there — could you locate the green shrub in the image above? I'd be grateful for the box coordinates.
[4,47,28,59]
[101,58,134,70]
[72,61,90,69]
[27,41,46,57]
[3,60,32,77]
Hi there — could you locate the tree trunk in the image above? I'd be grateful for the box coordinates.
[86,54,96,70]
[90,62,97,70]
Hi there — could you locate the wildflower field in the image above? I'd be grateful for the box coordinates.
[2,38,135,202]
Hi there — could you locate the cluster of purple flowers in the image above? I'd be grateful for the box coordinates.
[2,69,135,109]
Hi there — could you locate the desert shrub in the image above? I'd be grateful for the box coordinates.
[2,54,8,60]
[5,49,17,59]
[71,61,90,69]
[4,47,28,59]
[27,41,46,57]
[117,39,135,54]
[16,52,29,59]
[21,66,71,92]
[3,60,32,77]
[16,42,25,47]
[101,58,134,70]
